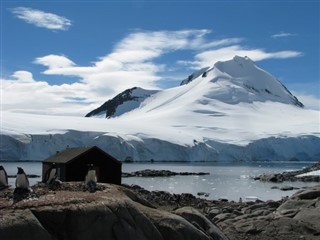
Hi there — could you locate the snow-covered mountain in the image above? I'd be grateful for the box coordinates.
[1,56,319,162]
[86,56,303,119]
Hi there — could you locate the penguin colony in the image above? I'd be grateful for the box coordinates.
[0,164,97,191]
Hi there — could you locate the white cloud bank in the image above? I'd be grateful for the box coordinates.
[2,29,306,115]
[10,7,72,31]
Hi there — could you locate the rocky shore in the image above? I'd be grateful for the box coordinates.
[254,162,320,183]
[122,169,209,178]
[1,181,320,240]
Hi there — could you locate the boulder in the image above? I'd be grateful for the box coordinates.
[137,204,213,240]
[292,189,320,199]
[0,209,51,240]
[173,207,229,240]
[294,208,320,230]
[30,198,163,240]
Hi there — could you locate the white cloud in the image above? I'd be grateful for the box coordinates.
[1,72,98,115]
[192,45,302,68]
[12,71,35,83]
[11,7,72,31]
[2,29,306,115]
[34,55,75,69]
[271,32,296,39]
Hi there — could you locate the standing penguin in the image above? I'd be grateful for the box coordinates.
[85,164,97,184]
[44,163,58,184]
[0,165,8,188]
[85,164,97,192]
[15,167,29,189]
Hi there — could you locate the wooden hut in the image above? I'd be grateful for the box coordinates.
[42,146,122,184]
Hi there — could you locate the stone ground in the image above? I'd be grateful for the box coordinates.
[1,182,320,240]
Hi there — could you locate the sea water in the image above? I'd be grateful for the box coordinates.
[1,161,318,201]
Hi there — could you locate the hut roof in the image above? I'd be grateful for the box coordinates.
[43,146,121,165]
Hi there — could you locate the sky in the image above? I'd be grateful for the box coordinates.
[1,0,319,115]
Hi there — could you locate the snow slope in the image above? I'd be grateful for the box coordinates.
[1,56,319,161]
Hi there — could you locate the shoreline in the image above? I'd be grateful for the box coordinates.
[254,161,320,183]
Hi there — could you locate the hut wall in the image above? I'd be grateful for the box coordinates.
[65,150,122,184]
[42,147,122,184]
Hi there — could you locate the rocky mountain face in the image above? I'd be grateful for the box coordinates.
[85,87,158,118]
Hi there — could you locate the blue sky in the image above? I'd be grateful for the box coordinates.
[1,0,319,115]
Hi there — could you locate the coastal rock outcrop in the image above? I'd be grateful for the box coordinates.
[122,169,209,178]
[2,182,320,240]
[211,185,320,240]
[254,162,320,183]
[0,183,228,240]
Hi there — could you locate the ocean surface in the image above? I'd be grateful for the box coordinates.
[1,161,319,201]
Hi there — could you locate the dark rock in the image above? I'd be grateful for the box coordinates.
[292,189,320,199]
[266,200,281,208]
[207,208,220,220]
[213,213,237,224]
[255,161,320,183]
[280,186,299,191]
[85,87,157,118]
[197,192,210,197]
[123,169,210,178]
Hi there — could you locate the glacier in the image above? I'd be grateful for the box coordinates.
[1,56,319,161]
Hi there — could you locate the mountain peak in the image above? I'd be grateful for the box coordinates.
[87,56,303,118]
[214,55,258,78]
[181,55,303,107]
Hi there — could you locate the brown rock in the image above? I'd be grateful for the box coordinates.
[0,209,51,240]
[173,206,229,240]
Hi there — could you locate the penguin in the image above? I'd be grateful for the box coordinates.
[85,164,97,193]
[0,165,8,188]
[44,163,58,184]
[15,167,29,189]
[85,164,97,185]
